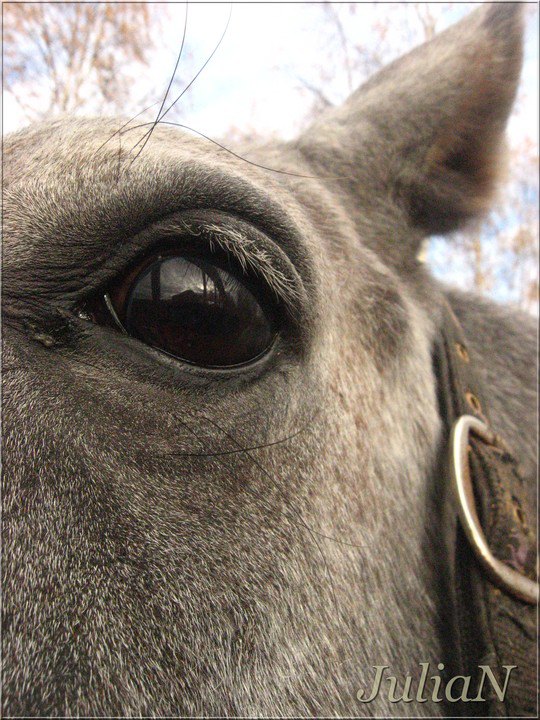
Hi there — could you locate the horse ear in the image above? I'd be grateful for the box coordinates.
[295,4,524,244]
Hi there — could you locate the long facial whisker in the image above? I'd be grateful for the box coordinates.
[127,2,190,166]
[94,100,163,157]
[93,1,190,159]
[128,3,232,167]
[157,3,232,124]
[196,414,372,657]
[45,348,356,621]
[166,408,335,594]
[194,412,367,552]
[64,351,363,548]
[195,412,342,610]
[116,119,122,185]
[120,120,354,181]
[161,409,320,458]
[178,409,340,611]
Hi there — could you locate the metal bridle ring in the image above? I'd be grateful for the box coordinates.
[450,415,539,605]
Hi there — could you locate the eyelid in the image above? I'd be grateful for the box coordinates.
[166,214,304,314]
[80,210,308,323]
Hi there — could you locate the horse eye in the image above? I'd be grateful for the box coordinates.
[96,254,277,368]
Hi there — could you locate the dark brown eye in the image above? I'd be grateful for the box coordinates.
[102,254,277,368]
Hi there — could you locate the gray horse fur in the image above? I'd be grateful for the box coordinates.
[2,4,536,717]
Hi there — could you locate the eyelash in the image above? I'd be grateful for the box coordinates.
[76,213,286,300]
[80,231,279,311]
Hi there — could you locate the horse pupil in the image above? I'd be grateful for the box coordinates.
[124,255,275,367]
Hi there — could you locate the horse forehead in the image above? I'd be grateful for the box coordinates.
[3,119,345,262]
[3,119,206,184]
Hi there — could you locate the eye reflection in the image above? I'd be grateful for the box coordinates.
[121,255,276,367]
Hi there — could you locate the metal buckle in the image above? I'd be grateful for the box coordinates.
[450,415,539,605]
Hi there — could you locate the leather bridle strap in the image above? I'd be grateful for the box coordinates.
[433,302,538,717]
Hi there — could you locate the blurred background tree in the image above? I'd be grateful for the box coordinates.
[296,2,455,113]
[3,1,537,314]
[3,2,186,119]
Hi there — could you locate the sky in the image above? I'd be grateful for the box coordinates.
[3,1,538,312]
[4,2,538,143]
[132,2,539,144]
